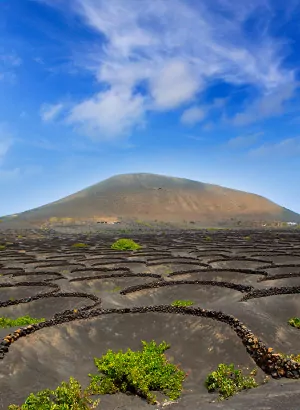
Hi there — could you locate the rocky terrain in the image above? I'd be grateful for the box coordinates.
[0,228,300,409]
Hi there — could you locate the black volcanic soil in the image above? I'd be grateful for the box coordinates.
[0,228,300,409]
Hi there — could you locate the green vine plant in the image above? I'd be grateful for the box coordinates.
[171,300,194,307]
[0,315,45,329]
[205,363,258,400]
[110,239,141,251]
[87,340,186,404]
[9,377,99,410]
[288,317,300,329]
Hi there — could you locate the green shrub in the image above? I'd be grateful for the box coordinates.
[72,243,89,248]
[288,317,300,329]
[0,315,45,328]
[0,245,6,251]
[87,340,185,404]
[171,300,194,307]
[243,236,251,240]
[8,377,99,409]
[204,236,212,241]
[110,238,141,251]
[205,363,258,400]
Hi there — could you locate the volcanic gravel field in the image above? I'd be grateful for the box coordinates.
[0,229,300,409]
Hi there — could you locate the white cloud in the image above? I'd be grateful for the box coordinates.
[227,132,263,148]
[181,106,206,125]
[150,61,200,110]
[35,0,297,137]
[40,103,64,122]
[66,88,145,138]
[249,137,300,157]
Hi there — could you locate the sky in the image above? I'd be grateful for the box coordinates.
[0,0,300,216]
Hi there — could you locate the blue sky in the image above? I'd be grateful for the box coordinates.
[1,0,300,216]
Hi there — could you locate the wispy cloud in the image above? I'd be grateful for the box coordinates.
[249,137,300,157]
[0,54,22,67]
[0,167,20,181]
[0,124,14,164]
[186,135,206,142]
[0,51,22,83]
[40,103,64,122]
[227,132,263,149]
[181,106,206,125]
[0,124,18,182]
[231,82,299,126]
[35,0,297,138]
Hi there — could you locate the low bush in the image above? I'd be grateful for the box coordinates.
[87,340,186,404]
[205,363,258,400]
[110,238,141,251]
[171,300,194,307]
[0,315,45,328]
[0,245,6,250]
[288,317,300,329]
[8,377,99,410]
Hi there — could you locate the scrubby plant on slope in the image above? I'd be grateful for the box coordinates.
[0,315,45,328]
[110,238,141,251]
[171,300,194,307]
[8,377,99,410]
[0,245,6,250]
[205,363,258,400]
[288,317,300,329]
[87,340,186,404]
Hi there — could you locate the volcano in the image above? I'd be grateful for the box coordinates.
[5,173,300,225]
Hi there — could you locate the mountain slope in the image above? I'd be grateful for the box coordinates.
[7,173,300,224]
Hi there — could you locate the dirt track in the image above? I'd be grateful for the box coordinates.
[0,229,300,409]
